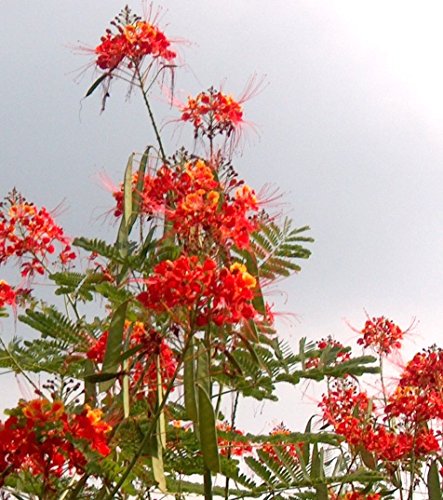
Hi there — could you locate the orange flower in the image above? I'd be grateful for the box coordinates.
[95,8,176,72]
[180,87,244,141]
[0,399,112,482]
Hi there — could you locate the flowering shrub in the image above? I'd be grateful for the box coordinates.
[0,4,440,500]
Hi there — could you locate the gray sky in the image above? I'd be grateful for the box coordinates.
[2,0,443,430]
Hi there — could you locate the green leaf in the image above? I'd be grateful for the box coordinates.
[152,363,167,493]
[101,301,128,391]
[84,371,121,383]
[122,154,134,229]
[303,417,314,467]
[314,483,328,500]
[359,446,377,470]
[128,146,151,230]
[310,443,321,480]
[184,339,198,423]
[85,73,107,98]
[196,341,220,473]
[73,237,124,263]
[197,386,220,473]
[428,460,442,500]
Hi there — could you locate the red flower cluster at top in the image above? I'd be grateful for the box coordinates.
[0,399,111,483]
[0,192,75,277]
[95,17,176,71]
[137,256,258,327]
[180,87,244,140]
[113,159,258,249]
[357,316,404,355]
[87,320,177,400]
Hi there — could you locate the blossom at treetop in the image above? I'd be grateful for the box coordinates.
[94,7,176,72]
[180,87,245,141]
[112,158,259,249]
[357,316,404,355]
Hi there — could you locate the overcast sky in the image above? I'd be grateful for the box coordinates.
[2,0,443,430]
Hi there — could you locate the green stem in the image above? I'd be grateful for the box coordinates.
[224,392,240,500]
[204,466,213,500]
[135,65,167,163]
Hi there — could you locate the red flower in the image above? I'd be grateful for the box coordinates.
[0,191,75,277]
[216,422,252,457]
[330,491,381,500]
[95,20,176,71]
[112,159,259,249]
[357,316,403,355]
[305,337,351,369]
[86,321,178,401]
[320,379,371,432]
[180,87,244,141]
[137,256,260,327]
[261,424,305,463]
[385,347,443,425]
[0,281,16,308]
[0,399,111,483]
[68,406,111,456]
[92,5,176,88]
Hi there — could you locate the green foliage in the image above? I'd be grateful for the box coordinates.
[73,237,126,263]
[250,218,313,281]
[50,271,108,302]
[427,460,442,500]
[19,307,89,348]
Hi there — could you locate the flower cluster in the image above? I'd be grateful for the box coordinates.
[261,424,305,463]
[321,358,442,465]
[87,320,177,400]
[0,191,75,277]
[0,399,111,484]
[329,491,381,500]
[216,422,252,457]
[357,316,404,355]
[137,256,259,327]
[321,379,371,446]
[386,347,443,423]
[113,159,258,249]
[95,9,176,72]
[180,87,244,141]
[0,280,16,309]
